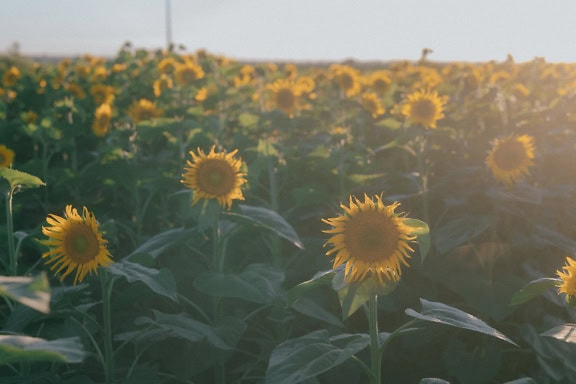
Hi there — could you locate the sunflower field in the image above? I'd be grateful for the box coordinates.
[0,44,576,384]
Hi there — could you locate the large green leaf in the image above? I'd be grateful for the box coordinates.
[0,336,85,364]
[510,278,559,306]
[0,273,50,314]
[127,227,192,259]
[135,311,245,350]
[0,168,45,191]
[106,260,177,301]
[405,299,517,346]
[193,263,285,304]
[404,218,431,264]
[432,215,492,255]
[222,204,304,249]
[266,330,370,384]
[542,324,576,343]
[287,269,335,305]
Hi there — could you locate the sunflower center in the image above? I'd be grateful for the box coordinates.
[196,159,236,196]
[63,222,100,264]
[412,99,436,120]
[493,140,527,171]
[276,88,296,109]
[339,74,354,90]
[373,79,389,92]
[344,210,399,263]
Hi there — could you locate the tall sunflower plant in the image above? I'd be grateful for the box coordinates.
[276,194,518,384]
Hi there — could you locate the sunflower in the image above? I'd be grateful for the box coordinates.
[90,84,115,105]
[401,89,446,129]
[157,57,177,75]
[367,71,392,94]
[2,66,21,87]
[557,257,576,300]
[127,99,163,124]
[0,145,15,167]
[329,64,362,97]
[486,134,535,185]
[267,79,302,117]
[323,194,416,284]
[153,74,173,97]
[181,146,246,210]
[67,83,86,99]
[41,205,113,285]
[174,61,205,86]
[92,103,112,137]
[361,92,386,118]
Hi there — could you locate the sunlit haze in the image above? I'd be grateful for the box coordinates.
[1,0,575,63]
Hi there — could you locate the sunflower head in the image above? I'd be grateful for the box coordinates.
[90,84,116,105]
[557,257,576,301]
[181,146,247,210]
[322,194,416,284]
[127,99,163,124]
[174,61,205,86]
[361,92,386,118]
[92,103,112,137]
[486,134,535,185]
[401,89,446,129]
[41,205,113,285]
[3,66,21,87]
[0,145,15,167]
[267,79,303,117]
[329,64,361,97]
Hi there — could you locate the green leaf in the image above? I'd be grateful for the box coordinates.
[193,263,285,304]
[405,298,517,346]
[419,379,451,384]
[223,204,304,249]
[266,330,370,384]
[433,215,492,255]
[0,336,85,364]
[404,218,431,264]
[542,324,576,343]
[290,297,344,328]
[239,112,260,129]
[106,260,177,302]
[333,269,398,319]
[127,227,191,259]
[287,270,335,305]
[510,278,560,306]
[502,378,537,384]
[0,168,45,191]
[0,273,50,314]
[136,311,244,350]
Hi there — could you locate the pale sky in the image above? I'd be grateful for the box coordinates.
[1,0,576,63]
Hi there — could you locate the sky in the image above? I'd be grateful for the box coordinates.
[1,0,576,63]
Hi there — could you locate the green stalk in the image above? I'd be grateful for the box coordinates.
[367,295,382,384]
[5,186,16,275]
[212,213,226,384]
[100,271,115,384]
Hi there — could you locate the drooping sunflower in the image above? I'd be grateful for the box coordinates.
[2,66,21,87]
[267,79,303,118]
[0,145,15,167]
[322,194,416,284]
[41,205,113,285]
[181,146,246,210]
[174,60,205,86]
[401,89,446,129]
[486,134,535,185]
[127,99,163,124]
[92,103,112,137]
[557,256,576,300]
[361,92,386,118]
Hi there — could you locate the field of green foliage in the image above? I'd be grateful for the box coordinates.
[1,43,576,383]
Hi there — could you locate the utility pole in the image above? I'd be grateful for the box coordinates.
[166,0,173,49]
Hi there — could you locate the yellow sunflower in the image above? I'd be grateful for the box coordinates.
[174,61,205,86]
[361,92,386,118]
[0,145,15,167]
[66,83,86,99]
[181,146,246,210]
[367,71,392,94]
[401,89,446,129]
[323,194,416,284]
[267,79,303,117]
[329,64,362,97]
[41,205,113,285]
[157,57,177,75]
[3,66,21,87]
[486,134,535,185]
[127,99,163,124]
[557,257,576,300]
[153,74,173,97]
[92,103,112,137]
[90,84,115,105]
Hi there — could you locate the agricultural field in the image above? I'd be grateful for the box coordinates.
[0,44,576,383]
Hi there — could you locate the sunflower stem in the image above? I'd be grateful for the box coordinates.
[212,214,226,384]
[368,294,382,384]
[267,158,282,266]
[5,186,16,275]
[101,270,115,384]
